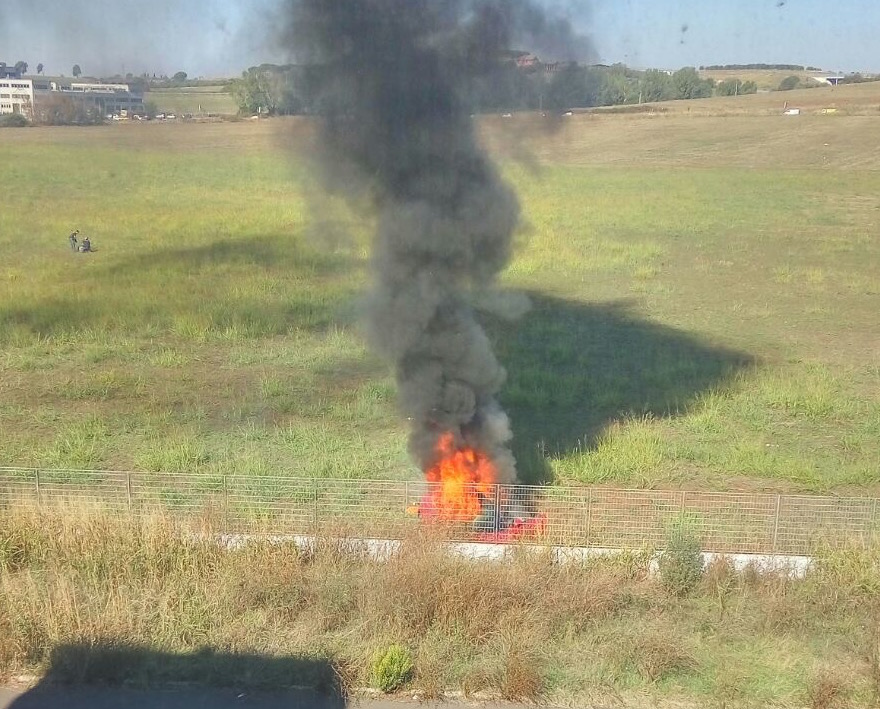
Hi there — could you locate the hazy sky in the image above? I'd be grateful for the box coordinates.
[0,0,876,78]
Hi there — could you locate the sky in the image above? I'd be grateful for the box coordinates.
[0,0,877,78]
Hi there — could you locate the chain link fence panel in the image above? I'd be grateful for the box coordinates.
[1,467,877,554]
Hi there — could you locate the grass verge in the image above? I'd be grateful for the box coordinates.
[1,503,879,707]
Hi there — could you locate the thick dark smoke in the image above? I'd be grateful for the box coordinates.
[284,1,591,479]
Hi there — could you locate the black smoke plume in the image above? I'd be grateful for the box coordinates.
[284,0,589,479]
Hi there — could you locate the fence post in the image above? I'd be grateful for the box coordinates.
[313,479,319,534]
[223,475,229,534]
[126,472,133,512]
[35,469,42,508]
[771,494,782,554]
[493,485,501,535]
[404,481,410,510]
[585,488,593,547]
[871,498,878,540]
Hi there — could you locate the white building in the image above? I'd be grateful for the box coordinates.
[35,80,144,115]
[0,77,34,119]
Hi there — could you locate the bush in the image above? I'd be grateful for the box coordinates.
[778,75,801,91]
[34,95,103,126]
[659,514,704,596]
[371,644,413,693]
[716,79,758,96]
[0,113,29,128]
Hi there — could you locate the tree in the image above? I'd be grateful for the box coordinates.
[37,63,44,75]
[72,64,82,78]
[599,69,633,106]
[231,64,311,116]
[35,94,103,126]
[778,75,800,91]
[173,71,187,82]
[14,61,28,75]
[716,78,757,96]
[544,64,591,110]
[638,70,677,102]
[672,67,714,100]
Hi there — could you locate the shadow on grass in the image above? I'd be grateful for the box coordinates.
[484,294,753,484]
[7,643,347,709]
[0,235,361,339]
[107,235,355,276]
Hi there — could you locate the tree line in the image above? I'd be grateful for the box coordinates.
[230,61,757,117]
[701,63,823,71]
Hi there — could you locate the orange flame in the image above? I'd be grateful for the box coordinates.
[421,432,497,522]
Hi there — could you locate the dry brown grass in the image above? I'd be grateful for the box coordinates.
[867,612,880,707]
[2,503,880,706]
[806,666,850,709]
[615,621,698,683]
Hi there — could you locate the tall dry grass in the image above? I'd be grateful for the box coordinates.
[1,502,879,705]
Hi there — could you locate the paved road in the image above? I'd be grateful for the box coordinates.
[0,686,351,709]
[0,688,547,709]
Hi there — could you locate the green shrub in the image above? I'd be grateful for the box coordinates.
[778,75,801,91]
[371,644,414,693]
[659,514,704,597]
[0,114,29,128]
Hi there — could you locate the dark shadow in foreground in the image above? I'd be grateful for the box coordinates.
[482,294,754,485]
[6,643,347,709]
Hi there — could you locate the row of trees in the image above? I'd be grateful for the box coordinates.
[701,63,823,71]
[230,62,748,117]
[2,60,84,77]
[1,61,192,83]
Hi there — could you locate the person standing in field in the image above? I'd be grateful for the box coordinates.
[69,230,79,251]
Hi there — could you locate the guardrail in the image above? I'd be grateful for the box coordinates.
[1,467,877,555]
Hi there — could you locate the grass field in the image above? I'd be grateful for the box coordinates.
[2,84,880,707]
[699,68,825,91]
[147,85,238,115]
[0,82,879,495]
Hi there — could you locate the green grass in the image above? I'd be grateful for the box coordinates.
[0,114,879,494]
[147,86,238,115]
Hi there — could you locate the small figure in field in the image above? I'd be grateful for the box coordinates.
[69,230,79,251]
[79,236,92,253]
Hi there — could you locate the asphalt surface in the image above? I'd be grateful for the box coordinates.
[2,686,386,709]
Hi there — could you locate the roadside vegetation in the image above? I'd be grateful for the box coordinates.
[1,505,878,707]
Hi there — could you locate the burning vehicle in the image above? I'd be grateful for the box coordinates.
[407,433,546,542]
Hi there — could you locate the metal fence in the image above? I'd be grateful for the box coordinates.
[1,466,878,555]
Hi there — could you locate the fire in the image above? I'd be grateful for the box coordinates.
[412,431,547,542]
[419,432,496,523]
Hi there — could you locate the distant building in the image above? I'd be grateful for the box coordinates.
[515,54,540,69]
[33,80,144,116]
[0,77,34,119]
[1,64,23,79]
[813,76,845,86]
